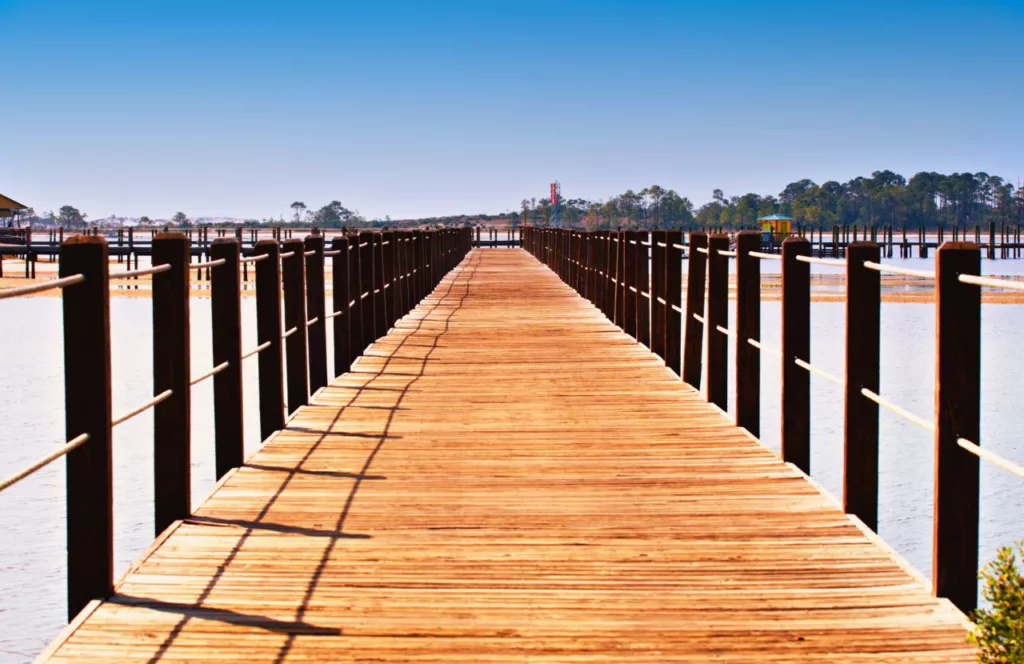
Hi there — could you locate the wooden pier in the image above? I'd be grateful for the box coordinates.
[37,248,974,662]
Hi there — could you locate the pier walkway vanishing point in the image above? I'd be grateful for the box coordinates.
[39,248,973,662]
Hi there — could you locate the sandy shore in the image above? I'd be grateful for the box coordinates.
[4,257,1024,304]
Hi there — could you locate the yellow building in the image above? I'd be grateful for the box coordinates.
[758,214,792,236]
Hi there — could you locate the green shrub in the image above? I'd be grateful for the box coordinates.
[971,542,1024,663]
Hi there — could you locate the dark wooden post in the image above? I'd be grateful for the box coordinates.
[650,231,666,360]
[303,235,328,394]
[667,232,685,374]
[682,231,706,386]
[636,231,650,348]
[843,242,881,530]
[933,241,981,614]
[255,240,285,439]
[61,236,114,620]
[210,238,243,479]
[282,239,308,415]
[623,231,637,338]
[331,236,351,376]
[358,231,375,349]
[735,230,760,436]
[781,237,811,473]
[706,234,730,410]
[373,233,387,337]
[151,233,191,536]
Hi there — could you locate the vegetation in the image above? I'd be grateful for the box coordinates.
[971,542,1024,663]
[522,171,1024,231]
[57,205,86,227]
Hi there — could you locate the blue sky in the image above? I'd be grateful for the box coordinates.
[1,0,1021,220]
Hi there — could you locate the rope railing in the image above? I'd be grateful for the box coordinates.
[112,389,173,427]
[0,434,90,494]
[958,273,1024,291]
[794,358,844,385]
[240,254,269,264]
[241,340,271,360]
[193,258,227,269]
[0,274,85,298]
[306,316,319,327]
[796,255,846,267]
[862,260,935,279]
[110,265,171,280]
[190,362,229,387]
[749,251,781,261]
[958,438,1024,479]
[279,251,296,259]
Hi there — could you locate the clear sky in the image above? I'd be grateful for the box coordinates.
[1,0,1022,221]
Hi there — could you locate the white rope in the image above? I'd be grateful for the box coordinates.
[958,274,1024,291]
[112,389,173,427]
[304,250,316,256]
[796,255,846,267]
[794,358,844,385]
[190,361,229,386]
[657,296,667,305]
[716,324,730,336]
[0,274,85,298]
[324,250,341,256]
[641,291,651,299]
[672,304,684,313]
[282,326,298,339]
[628,286,637,293]
[696,247,709,255]
[193,258,227,269]
[749,251,782,261]
[326,310,342,319]
[241,340,271,360]
[279,251,296,259]
[0,433,90,493]
[305,316,319,327]
[860,388,934,431]
[718,249,737,257]
[863,261,935,279]
[747,338,782,357]
[693,313,704,323]
[111,264,172,280]
[657,242,668,248]
[672,243,686,250]
[958,438,1024,479]
[240,254,269,264]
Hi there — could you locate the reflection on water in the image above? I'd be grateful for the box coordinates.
[1,294,1023,661]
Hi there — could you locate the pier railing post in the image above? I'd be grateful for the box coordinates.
[61,235,114,620]
[844,242,881,530]
[933,241,980,615]
[624,231,637,339]
[636,231,650,348]
[254,240,285,439]
[651,231,666,361]
[210,238,243,479]
[151,232,191,536]
[282,238,309,415]
[381,231,396,330]
[706,234,730,410]
[736,230,760,436]
[665,230,682,376]
[304,235,328,394]
[331,236,352,377]
[373,233,387,337]
[682,232,706,387]
[781,236,811,473]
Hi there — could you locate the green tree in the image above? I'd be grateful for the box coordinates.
[172,211,190,227]
[971,542,1024,663]
[290,201,306,223]
[58,205,86,227]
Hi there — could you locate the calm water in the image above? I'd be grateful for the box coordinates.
[2,263,1024,661]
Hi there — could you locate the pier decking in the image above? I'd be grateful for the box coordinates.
[40,249,973,662]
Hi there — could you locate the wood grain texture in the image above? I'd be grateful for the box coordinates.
[43,248,974,663]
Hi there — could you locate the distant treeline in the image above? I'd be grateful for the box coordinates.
[521,171,1024,230]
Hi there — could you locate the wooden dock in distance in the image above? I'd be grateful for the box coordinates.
[41,248,974,662]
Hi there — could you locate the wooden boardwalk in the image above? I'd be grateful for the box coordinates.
[42,249,974,662]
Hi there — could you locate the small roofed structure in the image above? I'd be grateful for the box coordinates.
[758,213,793,236]
[0,193,28,228]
